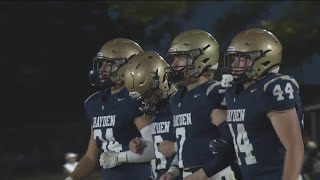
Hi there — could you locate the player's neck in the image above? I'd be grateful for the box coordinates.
[187,76,208,91]
[243,79,258,89]
[242,74,268,89]
[111,85,124,94]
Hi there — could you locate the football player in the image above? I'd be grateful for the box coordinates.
[160,29,236,180]
[217,28,305,180]
[67,38,153,180]
[124,51,183,179]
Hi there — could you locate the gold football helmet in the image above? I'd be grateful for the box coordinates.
[165,29,219,85]
[124,51,173,99]
[224,28,282,82]
[89,38,143,88]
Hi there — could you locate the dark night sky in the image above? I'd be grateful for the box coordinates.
[0,1,237,128]
[1,1,318,128]
[1,3,112,176]
[2,2,112,128]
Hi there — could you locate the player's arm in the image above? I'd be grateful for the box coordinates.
[120,114,156,162]
[185,109,228,179]
[211,108,227,126]
[185,85,241,179]
[158,140,177,157]
[185,109,242,180]
[265,76,304,180]
[267,108,304,180]
[133,97,154,141]
[99,115,156,169]
[134,114,153,140]
[114,115,156,163]
[132,104,177,157]
[160,154,182,180]
[117,115,156,164]
[205,118,242,180]
[129,115,154,154]
[158,103,177,157]
[69,128,99,180]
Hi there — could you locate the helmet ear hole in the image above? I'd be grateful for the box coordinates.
[140,79,146,85]
[162,74,166,83]
[261,61,271,67]
[201,58,209,64]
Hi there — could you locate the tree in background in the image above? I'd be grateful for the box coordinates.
[212,1,319,67]
[106,1,197,55]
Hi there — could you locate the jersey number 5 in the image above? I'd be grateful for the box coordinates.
[154,135,167,170]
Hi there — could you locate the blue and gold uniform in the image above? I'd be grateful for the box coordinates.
[150,98,182,179]
[169,81,226,169]
[225,73,304,180]
[85,88,152,180]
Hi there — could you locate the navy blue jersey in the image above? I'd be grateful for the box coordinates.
[225,73,304,180]
[84,88,152,180]
[150,98,181,179]
[169,80,226,168]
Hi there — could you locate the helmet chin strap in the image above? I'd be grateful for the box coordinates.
[179,63,216,86]
[177,74,198,86]
[110,75,120,82]
[110,81,124,91]
[245,69,256,79]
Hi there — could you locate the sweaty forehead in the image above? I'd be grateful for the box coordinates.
[231,53,252,60]
[173,55,192,62]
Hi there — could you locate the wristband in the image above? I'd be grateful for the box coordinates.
[168,166,181,177]
[117,152,128,163]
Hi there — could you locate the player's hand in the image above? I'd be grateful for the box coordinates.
[129,137,146,154]
[183,168,208,180]
[159,172,176,180]
[158,140,176,157]
[99,151,122,169]
[209,138,233,156]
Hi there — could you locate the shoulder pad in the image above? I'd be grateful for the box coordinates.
[206,81,222,96]
[263,75,299,92]
[84,91,100,105]
[129,91,141,98]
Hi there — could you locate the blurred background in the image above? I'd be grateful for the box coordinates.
[1,1,319,179]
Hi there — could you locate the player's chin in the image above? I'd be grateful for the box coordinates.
[99,74,110,80]
[231,70,245,75]
[143,98,152,104]
[172,66,185,71]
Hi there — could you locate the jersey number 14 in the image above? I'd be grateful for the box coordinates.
[229,124,257,165]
